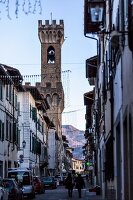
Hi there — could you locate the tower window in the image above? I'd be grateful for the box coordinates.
[47,46,55,63]
[52,93,59,106]
[46,94,52,106]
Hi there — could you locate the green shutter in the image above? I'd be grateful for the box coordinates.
[0,82,3,100]
[32,107,37,122]
[32,136,34,152]
[6,119,8,140]
[2,122,4,141]
[0,120,1,140]
[30,131,32,152]
[30,104,32,118]
[13,123,16,143]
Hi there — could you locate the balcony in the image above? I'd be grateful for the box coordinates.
[86,55,97,85]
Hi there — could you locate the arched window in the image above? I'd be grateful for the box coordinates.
[47,46,55,63]
[52,93,59,106]
[46,94,52,106]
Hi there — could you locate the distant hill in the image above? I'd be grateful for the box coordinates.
[62,125,85,160]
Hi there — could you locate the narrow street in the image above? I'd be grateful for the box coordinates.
[34,185,104,200]
[35,186,87,200]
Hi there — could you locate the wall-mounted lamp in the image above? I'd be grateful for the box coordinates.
[84,0,133,52]
[89,1,105,23]
[22,140,26,148]
[88,127,93,134]
[84,0,105,34]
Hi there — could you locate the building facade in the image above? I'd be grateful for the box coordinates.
[84,0,133,199]
[0,64,23,178]
[72,158,84,174]
[17,85,49,176]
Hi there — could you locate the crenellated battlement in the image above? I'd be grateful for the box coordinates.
[38,19,64,27]
[37,18,64,123]
[38,19,64,44]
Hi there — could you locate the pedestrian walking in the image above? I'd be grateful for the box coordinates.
[75,174,85,198]
[65,173,74,198]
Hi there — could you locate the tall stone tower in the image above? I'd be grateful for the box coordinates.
[38,19,64,138]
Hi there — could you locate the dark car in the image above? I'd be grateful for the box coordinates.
[54,175,65,185]
[2,178,23,200]
[33,176,45,194]
[41,176,57,189]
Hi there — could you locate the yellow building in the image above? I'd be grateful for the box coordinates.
[72,158,84,174]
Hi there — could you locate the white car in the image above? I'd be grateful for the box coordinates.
[0,186,8,200]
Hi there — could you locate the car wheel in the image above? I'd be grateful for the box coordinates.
[32,192,35,199]
[15,195,19,200]
[21,194,24,200]
[40,188,44,194]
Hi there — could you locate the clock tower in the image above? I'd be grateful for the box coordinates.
[38,19,64,138]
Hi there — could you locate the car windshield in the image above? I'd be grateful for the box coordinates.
[3,180,14,189]
[43,177,52,181]
[8,171,31,185]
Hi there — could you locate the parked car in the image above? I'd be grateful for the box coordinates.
[54,175,64,185]
[8,168,35,199]
[0,185,8,200]
[41,176,57,189]
[2,178,23,200]
[33,176,45,194]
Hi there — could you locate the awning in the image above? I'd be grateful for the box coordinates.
[86,55,97,78]
[84,90,94,106]
[24,85,43,101]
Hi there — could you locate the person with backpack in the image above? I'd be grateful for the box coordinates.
[65,173,74,198]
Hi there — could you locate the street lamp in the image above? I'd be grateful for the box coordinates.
[88,127,93,134]
[89,1,105,23]
[84,0,132,40]
[22,123,26,148]
[84,0,105,34]
[22,140,26,148]
[22,123,26,163]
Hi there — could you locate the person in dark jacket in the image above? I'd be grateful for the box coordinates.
[65,173,74,197]
[75,174,85,198]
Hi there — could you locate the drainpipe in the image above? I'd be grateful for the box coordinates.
[84,34,99,62]
[84,34,100,187]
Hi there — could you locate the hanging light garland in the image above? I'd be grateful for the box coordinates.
[0,0,42,19]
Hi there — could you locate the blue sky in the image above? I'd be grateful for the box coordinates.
[0,0,96,130]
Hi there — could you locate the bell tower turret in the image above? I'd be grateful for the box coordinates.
[38,19,64,136]
[38,19,64,87]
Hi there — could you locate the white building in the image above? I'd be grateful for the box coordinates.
[0,64,23,178]
[72,158,84,174]
[17,84,49,176]
[84,0,133,199]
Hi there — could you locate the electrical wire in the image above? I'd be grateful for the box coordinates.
[9,63,85,65]
[63,108,85,114]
